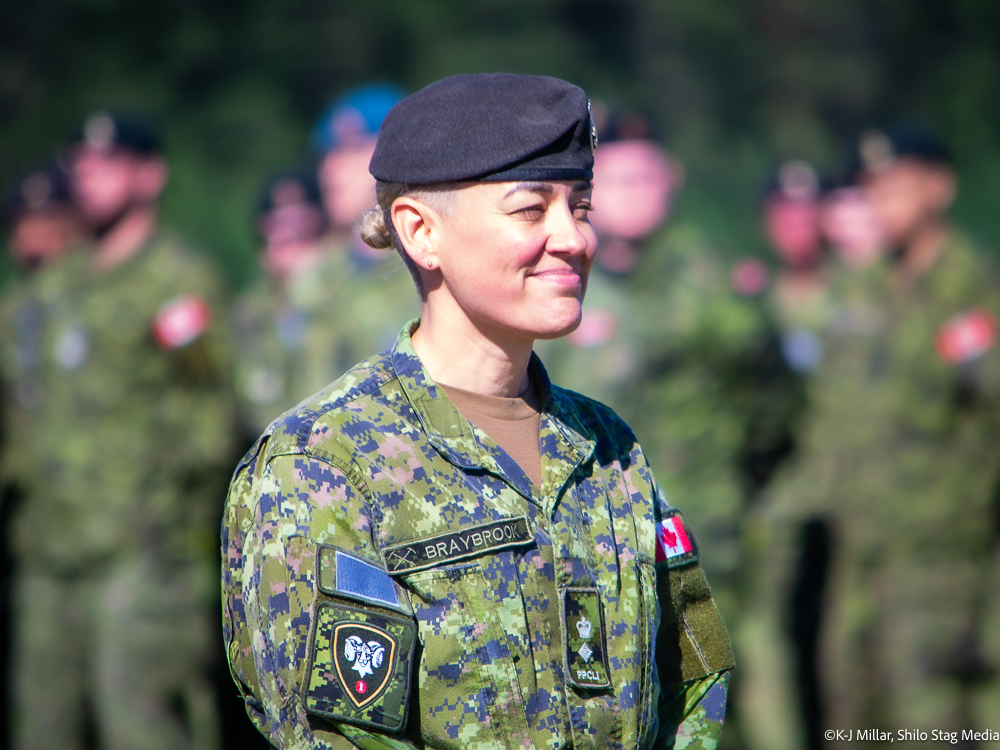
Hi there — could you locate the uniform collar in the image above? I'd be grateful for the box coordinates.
[390,320,596,508]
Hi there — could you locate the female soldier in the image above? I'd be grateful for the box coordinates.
[222,73,734,749]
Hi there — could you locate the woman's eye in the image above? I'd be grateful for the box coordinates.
[515,205,546,218]
[573,203,593,218]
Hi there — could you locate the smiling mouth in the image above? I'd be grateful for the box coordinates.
[531,268,584,284]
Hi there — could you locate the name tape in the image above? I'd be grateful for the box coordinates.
[384,516,532,574]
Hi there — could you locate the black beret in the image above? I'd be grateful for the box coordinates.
[762,160,822,202]
[68,111,162,155]
[369,73,597,184]
[3,162,73,228]
[854,124,952,175]
[254,164,323,219]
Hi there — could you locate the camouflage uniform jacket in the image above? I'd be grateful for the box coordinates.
[770,230,1000,552]
[291,244,421,380]
[232,273,332,439]
[6,231,235,572]
[223,321,735,749]
[0,270,54,491]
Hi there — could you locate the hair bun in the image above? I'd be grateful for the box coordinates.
[359,204,394,250]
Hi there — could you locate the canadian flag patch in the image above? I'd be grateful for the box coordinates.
[935,308,997,365]
[655,509,699,567]
[153,294,212,350]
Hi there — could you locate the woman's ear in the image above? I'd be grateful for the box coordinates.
[391,197,441,270]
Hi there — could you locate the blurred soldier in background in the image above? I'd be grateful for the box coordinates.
[2,163,84,273]
[234,83,421,463]
[536,125,678,405]
[4,112,235,750]
[1,162,86,483]
[231,165,329,438]
[307,83,420,375]
[766,125,1000,745]
[593,127,781,607]
[741,168,886,750]
[313,83,405,245]
[232,82,423,456]
[761,161,830,376]
[0,162,86,750]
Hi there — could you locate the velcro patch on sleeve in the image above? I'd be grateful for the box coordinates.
[305,602,416,733]
[561,587,611,689]
[655,508,700,569]
[316,547,406,614]
[152,294,212,350]
[382,516,532,574]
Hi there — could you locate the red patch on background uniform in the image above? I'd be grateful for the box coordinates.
[655,515,695,563]
[730,258,769,297]
[935,308,997,365]
[568,308,617,348]
[153,295,212,350]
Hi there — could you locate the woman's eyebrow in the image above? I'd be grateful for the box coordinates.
[504,182,554,199]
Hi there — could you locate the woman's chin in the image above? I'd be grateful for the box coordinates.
[528,311,584,341]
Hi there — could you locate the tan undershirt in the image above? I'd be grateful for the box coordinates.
[439,380,543,491]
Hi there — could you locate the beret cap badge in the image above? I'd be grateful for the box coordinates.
[71,111,161,155]
[84,114,116,150]
[860,130,895,172]
[588,99,598,156]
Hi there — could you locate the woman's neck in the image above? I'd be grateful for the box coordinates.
[412,300,533,398]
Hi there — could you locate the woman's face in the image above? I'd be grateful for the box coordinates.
[428,180,597,342]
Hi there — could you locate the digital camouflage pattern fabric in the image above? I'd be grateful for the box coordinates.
[0,273,52,488]
[1,232,235,749]
[223,321,735,749]
[663,672,732,750]
[764,266,837,377]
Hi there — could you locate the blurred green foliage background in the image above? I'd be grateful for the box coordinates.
[2,0,999,287]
